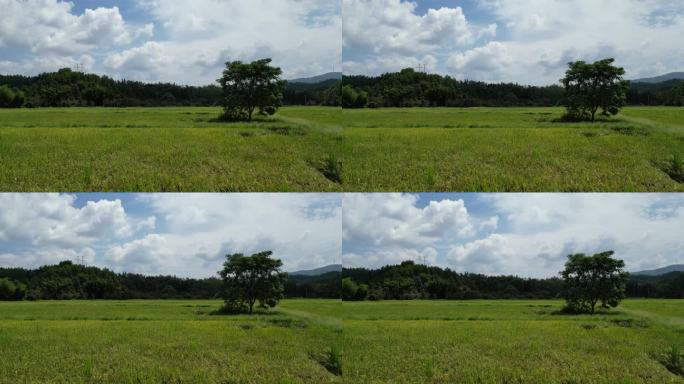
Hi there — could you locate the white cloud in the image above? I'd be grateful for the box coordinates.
[343,193,473,249]
[104,0,342,83]
[101,193,342,276]
[0,194,133,248]
[0,1,143,54]
[343,194,684,277]
[343,0,684,83]
[446,42,513,82]
[343,0,474,56]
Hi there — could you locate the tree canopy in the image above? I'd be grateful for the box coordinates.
[219,251,288,314]
[218,58,288,121]
[561,58,630,121]
[561,251,629,314]
[0,261,338,301]
[0,68,337,108]
[0,85,25,108]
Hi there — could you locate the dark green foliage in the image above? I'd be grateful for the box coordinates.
[311,346,342,376]
[219,251,288,314]
[284,271,341,299]
[284,80,340,106]
[342,68,565,108]
[218,59,287,121]
[661,345,684,376]
[561,58,629,121]
[0,85,24,108]
[0,261,222,300]
[628,79,684,106]
[0,67,330,107]
[627,271,684,298]
[0,278,26,300]
[660,153,684,183]
[341,85,368,108]
[0,261,338,301]
[318,153,343,184]
[341,277,368,301]
[343,261,565,301]
[561,251,629,314]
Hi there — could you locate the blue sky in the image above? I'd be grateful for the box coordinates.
[342,0,684,84]
[3,193,683,278]
[0,0,341,84]
[0,193,341,278]
[343,193,684,278]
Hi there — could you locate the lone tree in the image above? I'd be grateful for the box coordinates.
[561,58,629,122]
[560,251,629,314]
[219,251,288,314]
[218,58,287,121]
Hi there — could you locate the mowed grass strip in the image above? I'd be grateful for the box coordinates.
[341,300,684,384]
[341,107,684,192]
[0,299,342,384]
[0,107,343,192]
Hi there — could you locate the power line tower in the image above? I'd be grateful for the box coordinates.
[415,63,427,73]
[74,63,83,72]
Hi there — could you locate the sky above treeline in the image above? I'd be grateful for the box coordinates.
[0,193,342,278]
[1,193,682,279]
[1,1,683,85]
[343,0,684,84]
[0,0,341,85]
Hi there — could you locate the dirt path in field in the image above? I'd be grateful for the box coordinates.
[621,307,684,330]
[277,307,343,330]
[619,114,684,135]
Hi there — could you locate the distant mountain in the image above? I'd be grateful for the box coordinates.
[632,72,684,84]
[289,72,342,84]
[632,264,684,276]
[290,264,342,276]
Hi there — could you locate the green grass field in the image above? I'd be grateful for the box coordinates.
[342,107,684,191]
[0,299,342,384]
[0,107,343,192]
[1,106,682,191]
[341,299,684,383]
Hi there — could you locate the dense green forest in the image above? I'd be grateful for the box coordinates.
[0,261,340,301]
[341,68,684,108]
[342,261,684,301]
[0,68,340,107]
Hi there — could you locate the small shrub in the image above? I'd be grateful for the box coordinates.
[315,346,342,376]
[661,345,684,376]
[661,154,684,183]
[316,154,343,184]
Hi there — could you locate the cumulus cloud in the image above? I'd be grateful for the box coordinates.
[342,193,475,268]
[343,0,494,76]
[0,193,341,277]
[0,0,339,84]
[343,194,684,277]
[0,0,147,54]
[0,194,133,248]
[343,0,684,84]
[103,0,341,83]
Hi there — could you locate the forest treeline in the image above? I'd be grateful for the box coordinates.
[341,68,684,108]
[342,261,684,301]
[0,68,340,108]
[0,261,340,301]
